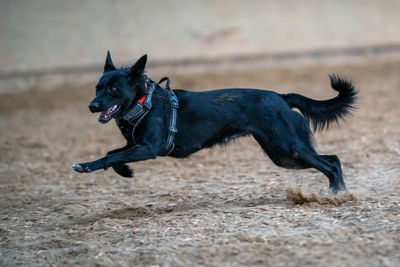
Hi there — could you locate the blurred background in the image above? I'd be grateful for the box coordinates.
[1,0,400,92]
[1,1,400,266]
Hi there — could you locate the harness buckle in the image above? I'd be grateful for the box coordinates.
[123,102,145,123]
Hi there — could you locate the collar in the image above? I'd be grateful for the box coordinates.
[137,82,148,103]
[120,77,155,123]
[137,95,145,104]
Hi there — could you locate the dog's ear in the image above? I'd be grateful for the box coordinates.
[129,54,147,79]
[104,50,116,72]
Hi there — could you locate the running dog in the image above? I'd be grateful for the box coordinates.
[73,52,357,194]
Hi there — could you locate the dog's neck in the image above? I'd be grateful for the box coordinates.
[119,76,156,123]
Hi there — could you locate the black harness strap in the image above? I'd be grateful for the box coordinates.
[120,77,156,143]
[158,76,171,90]
[158,77,179,156]
[118,75,178,156]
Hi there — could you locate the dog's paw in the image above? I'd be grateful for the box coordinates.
[72,163,93,173]
[329,185,347,195]
[112,164,134,178]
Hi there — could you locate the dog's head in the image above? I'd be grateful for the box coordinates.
[88,51,148,123]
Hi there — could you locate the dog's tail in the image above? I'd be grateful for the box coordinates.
[281,74,358,132]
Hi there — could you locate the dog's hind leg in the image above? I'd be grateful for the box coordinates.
[321,155,345,191]
[292,146,345,194]
[253,133,345,194]
[253,134,309,170]
[251,103,346,193]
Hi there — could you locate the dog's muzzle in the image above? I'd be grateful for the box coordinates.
[88,101,100,113]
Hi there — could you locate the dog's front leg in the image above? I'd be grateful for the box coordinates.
[72,144,157,174]
[107,145,134,178]
[73,114,165,175]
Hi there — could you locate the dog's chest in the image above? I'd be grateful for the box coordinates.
[115,119,134,142]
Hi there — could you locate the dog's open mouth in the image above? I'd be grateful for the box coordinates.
[98,104,120,123]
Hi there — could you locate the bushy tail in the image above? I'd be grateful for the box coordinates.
[281,74,358,132]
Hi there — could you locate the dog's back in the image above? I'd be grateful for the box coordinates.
[171,88,289,157]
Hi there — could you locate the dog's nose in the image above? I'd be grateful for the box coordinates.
[88,101,100,112]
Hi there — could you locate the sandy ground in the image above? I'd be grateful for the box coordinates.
[1,59,400,266]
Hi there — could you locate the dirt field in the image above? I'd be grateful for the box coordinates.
[1,59,400,266]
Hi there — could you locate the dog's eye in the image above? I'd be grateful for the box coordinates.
[109,87,117,92]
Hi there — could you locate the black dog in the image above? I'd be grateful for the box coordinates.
[73,52,357,194]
